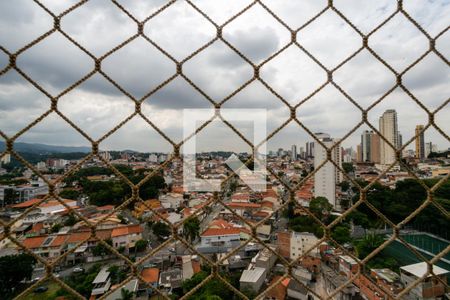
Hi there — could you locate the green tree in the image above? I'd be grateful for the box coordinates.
[59,189,80,200]
[182,271,234,300]
[152,222,171,240]
[183,216,200,242]
[342,162,354,173]
[0,253,36,298]
[356,233,385,259]
[134,239,147,252]
[56,263,102,298]
[309,197,332,220]
[108,265,129,285]
[338,181,350,192]
[331,225,351,244]
[64,213,78,226]
[51,223,62,233]
[119,288,134,300]
[92,239,112,257]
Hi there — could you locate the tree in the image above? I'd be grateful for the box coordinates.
[182,271,234,300]
[64,213,78,226]
[331,225,351,244]
[92,239,112,257]
[119,288,134,300]
[0,253,36,297]
[342,162,354,174]
[183,217,200,242]
[59,189,80,200]
[338,181,350,192]
[51,223,62,233]
[309,197,332,220]
[108,265,129,285]
[356,233,385,259]
[134,239,147,252]
[55,263,102,298]
[152,222,171,240]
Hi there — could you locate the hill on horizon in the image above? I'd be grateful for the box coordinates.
[0,141,91,154]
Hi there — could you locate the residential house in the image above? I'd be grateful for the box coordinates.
[159,269,183,291]
[286,279,309,300]
[400,262,449,299]
[91,266,112,297]
[199,227,241,250]
[239,266,266,293]
[111,224,143,250]
[139,267,159,295]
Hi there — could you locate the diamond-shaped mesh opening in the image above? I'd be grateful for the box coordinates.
[0,1,449,299]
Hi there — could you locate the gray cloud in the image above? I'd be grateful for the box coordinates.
[0,0,449,152]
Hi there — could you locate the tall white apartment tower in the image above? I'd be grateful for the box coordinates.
[291,145,297,161]
[313,133,343,209]
[379,109,399,165]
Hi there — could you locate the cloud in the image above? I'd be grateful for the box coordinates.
[0,0,449,152]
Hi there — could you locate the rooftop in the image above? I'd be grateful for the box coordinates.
[93,267,110,284]
[201,227,241,237]
[400,262,449,278]
[240,267,266,283]
[141,267,159,284]
[371,268,400,283]
[111,224,143,237]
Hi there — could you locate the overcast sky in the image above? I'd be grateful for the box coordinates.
[0,0,449,153]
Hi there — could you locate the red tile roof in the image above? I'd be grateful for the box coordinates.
[97,205,115,211]
[28,222,44,234]
[209,219,234,229]
[39,199,76,208]
[231,193,250,200]
[22,236,46,249]
[266,276,289,300]
[201,228,241,237]
[262,189,277,198]
[227,202,261,209]
[11,198,41,208]
[141,268,159,283]
[111,224,143,237]
[66,231,91,243]
[261,201,274,208]
[50,235,68,247]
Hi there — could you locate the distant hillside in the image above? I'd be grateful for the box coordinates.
[0,141,91,154]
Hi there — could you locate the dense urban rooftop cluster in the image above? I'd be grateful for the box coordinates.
[0,126,449,299]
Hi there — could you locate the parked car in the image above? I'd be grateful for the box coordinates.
[73,266,84,273]
[34,286,48,293]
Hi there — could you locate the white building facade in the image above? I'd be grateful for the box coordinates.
[379,109,399,165]
[313,133,342,208]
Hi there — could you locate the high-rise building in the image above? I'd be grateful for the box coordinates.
[314,133,342,209]
[291,145,297,161]
[277,148,283,157]
[425,142,432,158]
[99,151,111,161]
[415,125,425,160]
[361,130,371,162]
[299,147,305,159]
[370,133,381,163]
[356,144,362,163]
[379,109,399,165]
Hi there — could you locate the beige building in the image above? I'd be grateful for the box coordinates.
[379,109,399,165]
[370,133,380,163]
[415,125,425,160]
